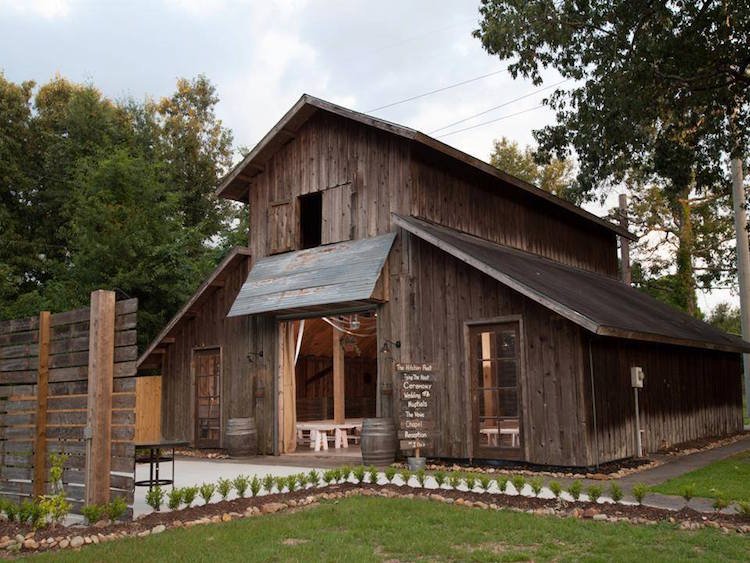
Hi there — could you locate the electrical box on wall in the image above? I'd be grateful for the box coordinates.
[631,366,645,388]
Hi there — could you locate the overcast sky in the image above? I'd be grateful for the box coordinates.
[0,0,733,310]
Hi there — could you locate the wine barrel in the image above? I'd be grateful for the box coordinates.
[225,417,257,457]
[360,417,397,466]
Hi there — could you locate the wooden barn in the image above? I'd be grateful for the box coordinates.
[138,95,749,468]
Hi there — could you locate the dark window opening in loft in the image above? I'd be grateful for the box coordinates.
[299,192,323,249]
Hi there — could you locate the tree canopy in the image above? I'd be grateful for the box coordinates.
[0,73,244,348]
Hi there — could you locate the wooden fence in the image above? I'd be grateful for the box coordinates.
[0,291,137,516]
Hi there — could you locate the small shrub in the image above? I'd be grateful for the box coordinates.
[496,476,509,493]
[433,470,446,488]
[530,478,543,497]
[39,493,70,526]
[416,468,426,488]
[286,475,298,492]
[234,474,250,498]
[339,466,352,483]
[609,483,623,503]
[587,485,602,503]
[331,468,342,483]
[549,481,562,499]
[478,475,492,492]
[323,469,336,485]
[82,503,105,525]
[464,473,477,491]
[367,466,379,484]
[262,474,275,493]
[167,488,183,510]
[199,482,215,505]
[3,501,18,522]
[448,471,462,489]
[568,480,582,501]
[146,486,165,511]
[217,477,233,501]
[181,486,198,507]
[297,473,308,489]
[680,484,695,504]
[308,470,321,487]
[384,466,397,483]
[511,475,526,495]
[106,497,128,521]
[631,483,648,505]
[249,476,261,498]
[735,501,750,517]
[352,466,366,484]
[274,476,287,493]
[712,493,730,512]
[399,468,412,486]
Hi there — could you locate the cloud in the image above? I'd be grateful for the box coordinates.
[0,0,70,19]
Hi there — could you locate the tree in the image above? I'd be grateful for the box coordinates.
[474,1,749,316]
[489,136,578,202]
[707,302,741,335]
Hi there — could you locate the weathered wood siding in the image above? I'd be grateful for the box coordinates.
[586,336,743,464]
[248,112,412,259]
[377,234,592,466]
[160,257,253,446]
[409,148,618,277]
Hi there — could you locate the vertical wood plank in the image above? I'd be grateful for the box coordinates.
[332,326,345,424]
[85,290,115,505]
[33,311,50,498]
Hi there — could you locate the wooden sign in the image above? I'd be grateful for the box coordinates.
[396,363,436,453]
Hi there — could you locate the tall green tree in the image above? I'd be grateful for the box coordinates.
[475,0,750,316]
[489,136,578,202]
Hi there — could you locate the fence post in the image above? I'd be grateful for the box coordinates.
[33,311,50,498]
[84,290,115,505]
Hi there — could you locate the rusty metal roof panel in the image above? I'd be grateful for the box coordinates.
[228,233,396,317]
[394,214,750,354]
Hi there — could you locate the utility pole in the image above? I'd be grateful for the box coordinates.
[618,194,632,285]
[731,156,750,419]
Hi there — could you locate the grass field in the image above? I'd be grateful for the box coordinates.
[31,496,749,562]
[651,450,750,502]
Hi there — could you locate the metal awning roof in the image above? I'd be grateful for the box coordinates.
[228,233,396,318]
[394,214,750,354]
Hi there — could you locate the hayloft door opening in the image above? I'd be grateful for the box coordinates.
[194,347,221,449]
[470,322,523,460]
[299,192,323,249]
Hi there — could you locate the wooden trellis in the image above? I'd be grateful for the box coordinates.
[0,291,138,515]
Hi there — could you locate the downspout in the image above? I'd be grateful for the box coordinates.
[588,340,600,468]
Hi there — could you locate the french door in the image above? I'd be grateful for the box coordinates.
[469,322,523,459]
[194,348,221,448]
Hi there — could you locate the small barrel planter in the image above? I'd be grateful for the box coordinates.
[360,417,397,466]
[225,417,257,457]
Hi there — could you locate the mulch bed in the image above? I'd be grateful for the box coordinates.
[2,482,748,553]
[657,431,749,456]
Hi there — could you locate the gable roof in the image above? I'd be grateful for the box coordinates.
[228,233,396,318]
[217,94,635,241]
[393,214,750,354]
[137,247,252,369]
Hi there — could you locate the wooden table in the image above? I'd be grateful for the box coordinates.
[297,420,363,452]
[134,440,189,489]
[479,427,520,448]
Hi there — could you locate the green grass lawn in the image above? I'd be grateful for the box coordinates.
[31,496,749,562]
[651,450,750,502]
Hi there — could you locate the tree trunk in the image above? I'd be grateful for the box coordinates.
[672,190,698,316]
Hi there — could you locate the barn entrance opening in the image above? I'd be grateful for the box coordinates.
[278,312,378,457]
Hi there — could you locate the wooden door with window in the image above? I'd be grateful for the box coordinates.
[194,348,221,448]
[470,322,523,459]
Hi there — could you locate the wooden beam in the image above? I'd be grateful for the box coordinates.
[85,290,115,505]
[32,311,50,498]
[333,327,345,424]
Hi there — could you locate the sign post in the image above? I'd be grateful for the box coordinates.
[396,363,436,461]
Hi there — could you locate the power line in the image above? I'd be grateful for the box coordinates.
[428,79,569,134]
[365,68,509,113]
[435,105,546,138]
